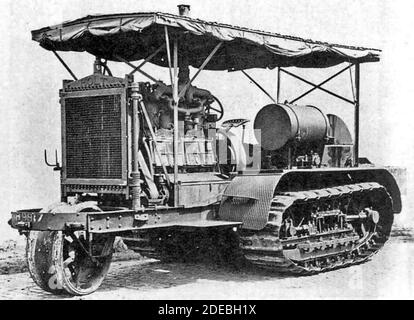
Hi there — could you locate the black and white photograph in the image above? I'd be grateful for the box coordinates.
[0,0,413,305]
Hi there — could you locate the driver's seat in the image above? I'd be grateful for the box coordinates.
[221,118,250,131]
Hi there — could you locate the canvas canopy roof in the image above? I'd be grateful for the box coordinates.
[32,12,381,70]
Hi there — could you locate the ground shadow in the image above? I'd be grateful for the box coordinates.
[391,226,414,243]
[99,252,305,294]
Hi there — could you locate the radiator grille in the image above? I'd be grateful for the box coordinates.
[65,95,123,179]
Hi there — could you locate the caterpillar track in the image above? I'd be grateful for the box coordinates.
[240,182,394,274]
[124,182,394,275]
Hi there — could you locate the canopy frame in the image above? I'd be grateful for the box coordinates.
[127,44,165,77]
[288,64,355,104]
[114,55,159,84]
[241,70,276,103]
[178,42,223,99]
[52,50,78,81]
[280,67,355,105]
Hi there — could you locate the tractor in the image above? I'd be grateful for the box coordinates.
[9,5,401,295]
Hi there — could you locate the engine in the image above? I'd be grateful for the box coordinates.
[139,81,220,169]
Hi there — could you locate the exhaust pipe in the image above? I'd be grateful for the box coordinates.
[178,4,191,16]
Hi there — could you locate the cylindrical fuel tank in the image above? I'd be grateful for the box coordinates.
[254,104,328,151]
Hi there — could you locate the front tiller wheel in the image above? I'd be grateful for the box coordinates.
[26,203,114,296]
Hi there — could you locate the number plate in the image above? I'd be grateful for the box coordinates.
[12,211,43,226]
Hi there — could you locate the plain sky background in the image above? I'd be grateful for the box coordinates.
[0,0,413,241]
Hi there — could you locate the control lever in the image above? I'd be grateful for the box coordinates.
[44,149,62,171]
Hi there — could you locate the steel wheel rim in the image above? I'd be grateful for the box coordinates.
[58,231,114,294]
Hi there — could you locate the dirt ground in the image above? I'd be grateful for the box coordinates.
[0,227,413,300]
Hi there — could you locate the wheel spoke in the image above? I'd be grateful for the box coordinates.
[64,235,74,243]
[208,106,221,113]
[68,264,77,277]
[360,222,367,236]
[63,255,75,267]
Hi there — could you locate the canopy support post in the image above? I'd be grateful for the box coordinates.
[173,39,179,207]
[164,26,180,206]
[289,63,354,104]
[354,63,360,167]
[280,68,355,105]
[164,27,174,87]
[52,51,78,81]
[178,42,223,99]
[241,70,276,103]
[128,44,166,76]
[277,67,281,103]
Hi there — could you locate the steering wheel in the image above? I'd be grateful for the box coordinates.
[205,95,224,121]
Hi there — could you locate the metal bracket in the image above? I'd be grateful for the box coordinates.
[44,149,62,171]
[134,213,149,222]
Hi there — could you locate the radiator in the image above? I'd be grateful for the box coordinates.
[65,94,123,179]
